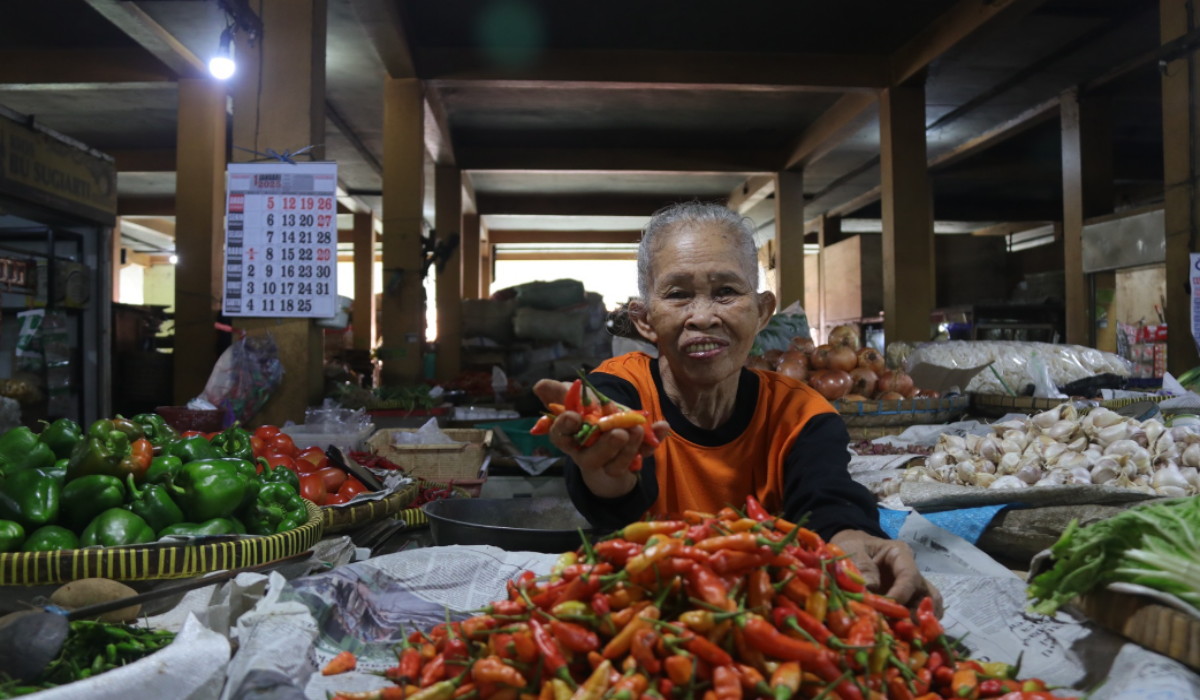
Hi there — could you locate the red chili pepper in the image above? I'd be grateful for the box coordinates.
[550,619,600,653]
[419,653,446,687]
[918,595,944,641]
[530,415,553,435]
[529,617,574,686]
[664,655,694,687]
[322,650,357,676]
[591,592,611,616]
[739,616,843,685]
[710,550,769,577]
[746,569,774,612]
[744,495,772,522]
[712,665,742,700]
[628,454,643,473]
[565,379,584,414]
[630,628,661,674]
[774,607,835,647]
[679,633,733,667]
[684,563,730,610]
[471,656,528,688]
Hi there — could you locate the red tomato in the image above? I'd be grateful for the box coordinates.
[292,458,319,475]
[323,493,350,506]
[250,436,266,457]
[315,467,347,492]
[181,430,203,439]
[298,447,329,470]
[299,473,327,504]
[261,453,296,472]
[254,425,281,442]
[269,433,297,457]
[338,477,367,499]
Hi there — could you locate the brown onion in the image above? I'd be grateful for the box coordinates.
[809,369,851,401]
[856,347,885,373]
[827,345,858,373]
[848,367,878,396]
[841,394,870,403]
[778,350,809,369]
[876,370,915,397]
[877,391,905,403]
[810,344,833,369]
[828,325,861,351]
[745,356,773,371]
[789,337,816,355]
[764,349,783,366]
[777,358,809,382]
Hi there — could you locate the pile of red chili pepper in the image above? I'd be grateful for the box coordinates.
[327,496,1069,700]
[530,374,660,472]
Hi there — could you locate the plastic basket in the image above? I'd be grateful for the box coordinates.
[367,428,493,482]
[0,501,323,586]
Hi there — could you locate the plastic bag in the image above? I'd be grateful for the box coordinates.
[1027,351,1067,399]
[751,301,811,355]
[198,333,284,425]
[904,340,1131,395]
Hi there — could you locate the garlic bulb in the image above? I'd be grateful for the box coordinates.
[974,473,998,488]
[1183,442,1200,468]
[990,475,1026,490]
[1090,456,1123,484]
[1032,406,1063,430]
[1016,463,1043,484]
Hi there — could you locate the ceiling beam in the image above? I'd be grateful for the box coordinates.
[347,0,417,79]
[971,221,1053,237]
[826,187,882,219]
[0,49,175,84]
[108,148,176,172]
[488,230,642,245]
[476,194,694,218]
[418,49,887,91]
[81,0,206,78]
[458,147,779,172]
[424,86,456,166]
[781,93,878,171]
[327,101,383,175]
[462,173,478,216]
[890,0,1049,85]
[928,98,1060,170]
[119,218,175,250]
[727,175,776,215]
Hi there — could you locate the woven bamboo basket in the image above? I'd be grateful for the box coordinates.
[0,501,324,586]
[322,481,419,534]
[367,429,493,482]
[846,425,913,441]
[1075,589,1200,671]
[834,395,969,427]
[971,392,1170,418]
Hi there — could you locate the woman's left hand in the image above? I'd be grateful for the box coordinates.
[830,529,943,615]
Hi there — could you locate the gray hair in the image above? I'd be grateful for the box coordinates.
[637,201,759,301]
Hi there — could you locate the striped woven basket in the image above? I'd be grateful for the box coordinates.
[322,481,419,534]
[0,500,324,586]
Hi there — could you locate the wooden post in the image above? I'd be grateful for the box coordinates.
[380,77,426,384]
[774,170,805,309]
[462,213,481,299]
[1060,87,1113,346]
[352,211,375,350]
[879,81,936,344]
[816,214,842,343]
[435,165,463,380]
[480,223,492,296]
[1161,0,1200,374]
[173,78,226,404]
[230,0,327,425]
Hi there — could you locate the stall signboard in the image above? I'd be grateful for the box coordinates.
[0,109,117,225]
[221,162,339,318]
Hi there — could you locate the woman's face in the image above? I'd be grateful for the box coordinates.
[633,223,775,389]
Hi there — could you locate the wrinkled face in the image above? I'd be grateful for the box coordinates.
[633,223,774,388]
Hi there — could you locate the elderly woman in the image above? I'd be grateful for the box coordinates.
[534,202,938,608]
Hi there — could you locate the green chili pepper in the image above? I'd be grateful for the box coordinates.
[39,418,83,460]
[129,413,179,448]
[125,473,184,533]
[60,474,126,531]
[21,524,78,552]
[158,517,242,537]
[0,426,56,475]
[79,508,155,547]
[168,459,248,522]
[166,435,221,463]
[0,468,61,528]
[0,518,25,552]
[246,482,308,535]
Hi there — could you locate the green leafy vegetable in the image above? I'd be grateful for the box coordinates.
[1027,496,1200,616]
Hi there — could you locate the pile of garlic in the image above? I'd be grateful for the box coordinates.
[882,404,1200,498]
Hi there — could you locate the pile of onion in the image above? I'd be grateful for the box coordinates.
[742,332,926,404]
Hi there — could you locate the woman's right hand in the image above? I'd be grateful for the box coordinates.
[533,379,669,499]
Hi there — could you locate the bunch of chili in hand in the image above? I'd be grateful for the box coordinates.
[530,372,662,472]
[330,495,1068,700]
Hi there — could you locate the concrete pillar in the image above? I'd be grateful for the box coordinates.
[435,165,462,381]
[352,211,375,350]
[880,81,936,344]
[774,171,805,308]
[173,78,226,404]
[380,77,426,384]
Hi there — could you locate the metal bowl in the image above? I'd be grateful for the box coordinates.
[422,497,593,553]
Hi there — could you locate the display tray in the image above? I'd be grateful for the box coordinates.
[1075,588,1200,671]
[970,392,1170,418]
[321,481,419,534]
[833,395,969,426]
[0,501,323,586]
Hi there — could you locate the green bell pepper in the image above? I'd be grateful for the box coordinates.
[44,459,68,485]
[167,435,222,463]
[126,474,184,533]
[259,458,300,492]
[109,416,144,442]
[246,482,308,535]
[66,421,132,481]
[145,455,184,485]
[61,474,126,531]
[0,519,24,552]
[129,413,179,448]
[39,418,82,460]
[158,517,242,538]
[22,525,77,552]
[0,426,56,476]
[211,425,254,461]
[79,508,154,547]
[169,459,248,522]
[0,469,61,528]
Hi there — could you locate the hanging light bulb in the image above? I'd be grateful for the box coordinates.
[208,25,236,80]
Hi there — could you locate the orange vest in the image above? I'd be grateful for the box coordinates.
[593,352,837,517]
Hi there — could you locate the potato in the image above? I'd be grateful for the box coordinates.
[49,578,141,623]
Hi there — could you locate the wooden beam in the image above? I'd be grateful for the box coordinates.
[880,83,936,344]
[462,213,481,299]
[477,194,694,218]
[0,48,176,84]
[435,165,463,381]
[424,87,456,167]
[827,187,882,219]
[347,0,417,78]
[327,101,382,175]
[108,148,176,173]
[1061,87,1113,346]
[488,230,642,245]
[352,212,376,350]
[971,221,1054,237]
[419,49,887,91]
[783,93,879,171]
[461,173,478,216]
[929,98,1060,170]
[118,197,175,217]
[81,0,206,77]
[891,0,1048,85]
[774,171,806,308]
[459,147,778,173]
[727,175,775,215]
